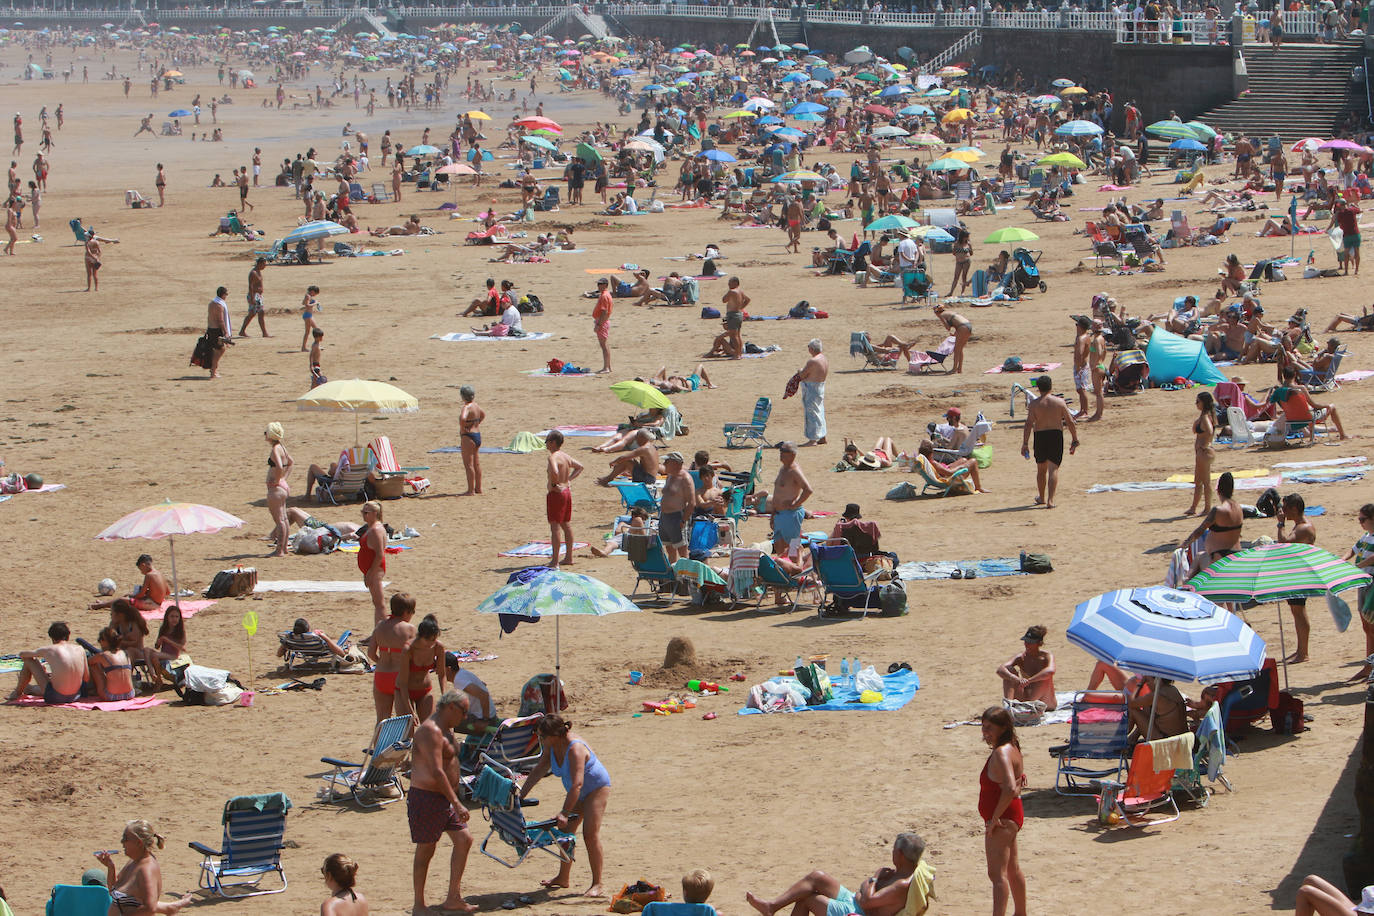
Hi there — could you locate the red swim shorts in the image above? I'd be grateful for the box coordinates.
[408,787,464,844]
[595,320,610,342]
[546,486,572,524]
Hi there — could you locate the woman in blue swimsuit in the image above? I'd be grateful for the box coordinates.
[519,715,610,898]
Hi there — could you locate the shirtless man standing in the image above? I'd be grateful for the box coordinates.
[1072,316,1092,417]
[795,339,829,447]
[770,442,813,554]
[7,621,87,703]
[408,690,476,915]
[204,286,233,379]
[784,196,803,254]
[1276,493,1318,662]
[721,276,750,359]
[239,257,269,338]
[544,430,584,569]
[1020,375,1079,509]
[236,165,254,211]
[658,452,695,564]
[91,554,170,612]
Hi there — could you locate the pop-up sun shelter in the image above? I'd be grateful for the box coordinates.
[1145,327,1227,386]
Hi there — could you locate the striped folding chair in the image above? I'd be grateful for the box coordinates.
[189,793,292,898]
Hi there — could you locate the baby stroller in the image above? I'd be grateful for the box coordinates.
[1009,248,1047,294]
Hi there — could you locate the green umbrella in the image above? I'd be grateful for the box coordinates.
[520,134,557,151]
[476,570,641,679]
[853,72,881,82]
[865,214,919,232]
[575,142,603,164]
[1038,152,1086,169]
[609,379,672,411]
[1184,120,1217,140]
[984,227,1040,244]
[1145,120,1201,141]
[926,157,969,171]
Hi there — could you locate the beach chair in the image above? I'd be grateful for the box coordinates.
[997,181,1018,204]
[473,757,577,869]
[724,189,745,215]
[517,673,568,717]
[348,181,366,202]
[69,218,92,244]
[850,331,899,370]
[1224,406,1259,448]
[533,187,560,211]
[188,793,291,898]
[367,435,430,494]
[252,239,290,265]
[160,121,175,135]
[467,712,544,774]
[316,446,374,505]
[812,539,884,618]
[1096,742,1180,828]
[319,715,414,808]
[1300,348,1345,391]
[625,532,677,597]
[1085,220,1124,266]
[750,550,813,612]
[278,628,352,672]
[953,180,973,203]
[125,189,149,207]
[1214,381,1273,422]
[1172,702,1232,806]
[1170,209,1194,245]
[908,336,955,374]
[1216,657,1279,735]
[370,181,391,202]
[1049,691,1131,795]
[914,454,973,496]
[47,885,112,916]
[719,446,763,495]
[1106,349,1150,394]
[931,413,990,463]
[722,397,772,448]
[612,480,659,512]
[1028,169,1045,190]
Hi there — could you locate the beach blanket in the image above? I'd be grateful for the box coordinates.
[523,368,595,378]
[944,691,1080,728]
[431,332,553,342]
[1335,370,1374,383]
[0,656,22,673]
[1165,468,1271,483]
[429,445,524,455]
[499,540,589,557]
[3,483,66,495]
[7,695,166,712]
[984,362,1061,374]
[140,599,216,621]
[1289,469,1367,484]
[255,580,390,593]
[738,668,919,715]
[537,425,618,437]
[448,649,498,663]
[894,558,1026,580]
[336,543,411,554]
[1271,456,1368,469]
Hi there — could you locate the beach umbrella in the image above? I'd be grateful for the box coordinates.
[1291,137,1323,153]
[282,220,348,246]
[1054,119,1103,137]
[575,142,602,164]
[642,83,669,93]
[1067,586,1266,684]
[757,115,783,126]
[853,72,882,83]
[879,84,913,98]
[296,378,419,445]
[514,116,562,133]
[781,72,807,84]
[1146,120,1200,141]
[1050,78,1075,88]
[925,157,970,172]
[873,125,909,139]
[520,135,557,151]
[722,110,757,119]
[609,379,673,411]
[163,69,183,77]
[436,162,476,175]
[769,127,804,140]
[844,46,874,64]
[944,148,981,163]
[1038,152,1087,169]
[1319,138,1365,151]
[476,569,640,681]
[792,112,826,123]
[1184,121,1217,140]
[908,132,943,146]
[96,500,245,606]
[742,97,776,111]
[1030,94,1060,106]
[812,66,836,82]
[168,109,192,118]
[924,87,952,97]
[822,88,849,99]
[936,66,968,78]
[1170,138,1207,152]
[984,227,1039,244]
[465,110,492,120]
[907,226,955,243]
[406,144,441,157]
[941,108,973,123]
[865,214,919,232]
[864,103,895,117]
[787,101,827,115]
[467,149,495,162]
[612,67,634,76]
[898,104,934,117]
[772,169,826,183]
[698,149,736,163]
[1059,86,1087,96]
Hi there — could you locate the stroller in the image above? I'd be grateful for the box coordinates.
[1008,248,1047,294]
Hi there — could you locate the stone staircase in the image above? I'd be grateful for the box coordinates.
[773,19,808,48]
[1197,39,1364,142]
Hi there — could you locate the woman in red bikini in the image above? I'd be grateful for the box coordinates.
[358,500,388,622]
[366,592,416,725]
[979,705,1027,916]
[397,613,446,721]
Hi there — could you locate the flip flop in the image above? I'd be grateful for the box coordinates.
[887,661,913,674]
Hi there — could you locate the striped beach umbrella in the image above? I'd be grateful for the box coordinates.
[1186,543,1370,603]
[1067,586,1266,684]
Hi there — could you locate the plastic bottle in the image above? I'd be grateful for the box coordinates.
[795,655,804,675]
[840,657,850,683]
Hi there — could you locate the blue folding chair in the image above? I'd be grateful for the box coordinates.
[611,480,659,512]
[189,793,291,898]
[320,715,414,808]
[754,552,810,612]
[278,628,352,672]
[722,397,772,448]
[47,885,111,916]
[461,712,545,780]
[1048,692,1131,795]
[625,532,677,597]
[812,539,883,617]
[473,758,577,868]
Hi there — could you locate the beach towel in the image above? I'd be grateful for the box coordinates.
[140,599,216,621]
[801,381,826,441]
[1289,469,1367,484]
[3,483,67,495]
[499,541,589,557]
[1149,733,1195,771]
[1087,481,1193,493]
[523,368,595,378]
[254,580,390,593]
[1271,456,1368,469]
[448,649,498,663]
[1335,370,1374,383]
[945,691,1080,728]
[336,542,411,555]
[738,668,918,715]
[894,558,1026,580]
[985,362,1061,374]
[538,425,618,437]
[0,656,22,673]
[7,695,166,711]
[1165,468,1272,483]
[431,332,553,342]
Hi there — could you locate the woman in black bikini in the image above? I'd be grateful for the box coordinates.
[94,819,192,916]
[89,626,136,702]
[1186,391,1216,517]
[1182,471,1242,575]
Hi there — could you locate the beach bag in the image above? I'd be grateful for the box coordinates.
[877,580,907,615]
[608,881,667,914]
[885,481,919,501]
[1001,356,1024,373]
[190,336,212,369]
[205,567,257,598]
[1004,698,1047,726]
[1271,691,1305,734]
[174,664,244,706]
[547,358,566,374]
[854,665,884,694]
[1020,553,1053,574]
[700,306,720,319]
[518,293,544,313]
[793,662,833,705]
[0,473,27,494]
[293,528,338,555]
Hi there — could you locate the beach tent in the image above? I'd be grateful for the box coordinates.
[1144,328,1227,386]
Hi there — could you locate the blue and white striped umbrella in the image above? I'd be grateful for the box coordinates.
[1054,119,1103,137]
[1066,586,1266,684]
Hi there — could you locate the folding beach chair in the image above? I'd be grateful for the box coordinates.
[1096,742,1180,828]
[748,549,813,612]
[931,413,991,463]
[473,712,544,773]
[612,480,659,512]
[718,447,764,496]
[1214,381,1273,422]
[1224,406,1258,449]
[1300,348,1346,391]
[278,628,352,672]
[812,539,884,618]
[1216,658,1279,735]
[914,454,973,496]
[188,793,292,898]
[533,187,561,211]
[1048,691,1131,795]
[625,532,677,597]
[46,885,111,916]
[367,435,430,494]
[1172,702,1232,806]
[69,218,93,244]
[319,715,414,808]
[850,331,899,370]
[473,758,577,868]
[722,397,772,448]
[371,181,392,202]
[316,446,374,505]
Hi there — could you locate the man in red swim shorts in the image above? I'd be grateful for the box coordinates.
[544,430,584,569]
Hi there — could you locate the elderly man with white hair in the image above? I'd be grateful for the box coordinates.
[791,338,829,446]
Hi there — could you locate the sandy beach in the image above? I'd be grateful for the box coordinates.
[1,38,1372,916]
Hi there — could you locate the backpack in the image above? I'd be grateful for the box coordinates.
[205,567,257,598]
[793,662,833,705]
[547,358,566,374]
[1002,356,1024,373]
[700,306,720,319]
[1254,487,1281,518]
[1020,553,1054,574]
[518,293,544,313]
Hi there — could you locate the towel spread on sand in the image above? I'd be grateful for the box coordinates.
[255,580,390,593]
[499,541,589,557]
[895,558,1026,580]
[1271,456,1368,469]
[536,425,618,437]
[336,543,411,554]
[1335,370,1374,382]
[1165,468,1272,483]
[1,483,66,496]
[738,668,919,715]
[985,362,1062,374]
[944,691,1080,728]
[7,695,166,711]
[429,445,525,454]
[1289,469,1367,483]
[0,657,22,673]
[431,332,553,342]
[448,649,499,663]
[523,368,595,378]
[139,599,216,621]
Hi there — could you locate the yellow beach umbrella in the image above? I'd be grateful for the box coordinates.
[296,378,419,444]
[946,148,983,162]
[465,110,492,120]
[941,108,972,123]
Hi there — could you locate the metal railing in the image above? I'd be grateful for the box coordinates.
[919,26,978,74]
[1113,13,1222,44]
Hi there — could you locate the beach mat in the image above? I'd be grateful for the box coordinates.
[255,580,390,593]
[523,368,595,378]
[738,668,918,715]
[449,649,498,663]
[429,445,525,454]
[139,599,216,621]
[0,656,22,673]
[1335,370,1374,383]
[431,332,553,342]
[537,425,617,437]
[336,542,412,554]
[945,691,1080,728]
[499,540,589,557]
[0,483,66,498]
[7,695,166,712]
[985,362,1061,374]
[894,558,1026,580]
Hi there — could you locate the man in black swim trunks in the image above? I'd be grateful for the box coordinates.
[1020,375,1079,509]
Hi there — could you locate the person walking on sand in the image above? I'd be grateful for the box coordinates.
[770,441,813,554]
[236,166,254,211]
[4,197,16,256]
[239,257,270,337]
[83,232,101,289]
[206,285,234,378]
[1020,375,1079,509]
[721,275,749,359]
[784,196,802,253]
[155,163,166,207]
[299,284,321,351]
[787,339,828,446]
[458,385,484,496]
[1072,316,1092,417]
[545,430,584,568]
[409,690,476,915]
[592,276,613,374]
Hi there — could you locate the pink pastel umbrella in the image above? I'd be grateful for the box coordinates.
[96,500,245,601]
[1318,138,1364,151]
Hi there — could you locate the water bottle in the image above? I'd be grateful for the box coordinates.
[794,655,804,675]
[840,657,849,683]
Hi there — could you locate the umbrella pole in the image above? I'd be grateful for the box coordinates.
[355,412,360,448]
[554,615,561,685]
[1277,601,1291,692]
[168,535,179,605]
[1146,676,1161,740]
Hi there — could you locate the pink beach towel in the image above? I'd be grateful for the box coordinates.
[8,695,166,711]
[985,362,1062,374]
[140,599,216,621]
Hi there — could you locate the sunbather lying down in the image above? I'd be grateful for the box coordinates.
[286,507,361,539]
[636,365,717,394]
[369,215,425,237]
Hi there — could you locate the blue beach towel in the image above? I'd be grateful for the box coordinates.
[738,668,919,715]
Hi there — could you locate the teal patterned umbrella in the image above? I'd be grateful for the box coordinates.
[476,570,640,679]
[1186,543,1369,603]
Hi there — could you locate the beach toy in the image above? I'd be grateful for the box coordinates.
[859,689,883,704]
[729,672,747,681]
[687,679,727,694]
[629,670,643,685]
[97,578,116,596]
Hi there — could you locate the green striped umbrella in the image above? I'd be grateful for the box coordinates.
[1186,543,1369,603]
[1145,120,1201,142]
